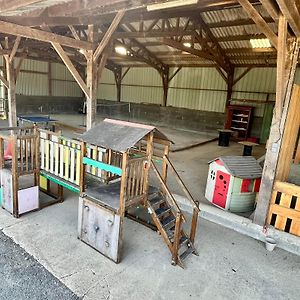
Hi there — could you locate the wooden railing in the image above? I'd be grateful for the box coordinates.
[267,181,300,236]
[0,126,38,176]
[40,130,81,185]
[125,156,147,206]
[106,149,123,182]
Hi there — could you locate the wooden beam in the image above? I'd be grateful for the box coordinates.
[253,37,300,226]
[51,42,89,97]
[0,73,9,88]
[276,85,300,180]
[0,20,93,50]
[162,38,215,62]
[259,0,280,22]
[276,0,300,37]
[121,67,130,81]
[0,0,44,13]
[9,36,21,63]
[237,0,278,49]
[233,67,252,85]
[169,67,182,83]
[93,10,125,62]
[275,15,288,117]
[4,56,17,127]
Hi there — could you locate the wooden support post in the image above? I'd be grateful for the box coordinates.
[11,136,19,217]
[275,85,300,181]
[5,57,17,127]
[226,68,234,107]
[162,68,169,107]
[86,50,98,130]
[162,144,170,183]
[172,213,182,265]
[144,132,154,203]
[86,25,98,130]
[79,141,86,195]
[253,19,299,226]
[294,138,300,164]
[119,152,128,216]
[33,125,40,187]
[114,67,122,102]
[190,206,199,244]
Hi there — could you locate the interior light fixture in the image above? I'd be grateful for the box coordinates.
[183,42,192,48]
[78,49,85,55]
[250,38,272,48]
[115,46,127,55]
[147,0,198,11]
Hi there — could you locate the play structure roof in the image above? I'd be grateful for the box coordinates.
[80,118,171,152]
[210,156,262,179]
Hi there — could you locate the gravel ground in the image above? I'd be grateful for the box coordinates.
[0,231,79,300]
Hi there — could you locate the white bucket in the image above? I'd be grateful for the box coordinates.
[265,237,277,251]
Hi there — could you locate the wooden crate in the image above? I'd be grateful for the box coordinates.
[267,181,300,236]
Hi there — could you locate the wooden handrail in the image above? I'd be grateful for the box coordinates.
[150,160,185,221]
[0,125,34,131]
[163,155,200,212]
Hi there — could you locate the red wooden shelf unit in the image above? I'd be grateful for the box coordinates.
[225,105,253,140]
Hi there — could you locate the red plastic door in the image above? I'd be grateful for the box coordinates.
[212,170,230,208]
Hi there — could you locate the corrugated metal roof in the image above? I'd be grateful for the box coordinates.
[80,118,170,152]
[211,156,262,179]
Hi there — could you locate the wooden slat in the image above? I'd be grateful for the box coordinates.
[274,181,300,197]
[290,197,300,235]
[269,204,300,221]
[274,192,292,230]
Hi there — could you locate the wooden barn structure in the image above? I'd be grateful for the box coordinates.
[0,1,299,243]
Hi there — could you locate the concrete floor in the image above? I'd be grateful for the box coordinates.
[0,113,299,299]
[0,231,78,300]
[1,194,299,300]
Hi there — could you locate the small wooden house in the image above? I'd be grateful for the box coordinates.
[205,156,262,212]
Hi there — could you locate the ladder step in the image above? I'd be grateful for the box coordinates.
[149,195,165,207]
[155,206,170,218]
[161,215,175,230]
[180,235,189,246]
[179,247,193,261]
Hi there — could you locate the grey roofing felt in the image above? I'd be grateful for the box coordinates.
[80,119,170,152]
[216,156,262,179]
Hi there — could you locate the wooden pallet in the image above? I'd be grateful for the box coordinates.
[267,181,300,236]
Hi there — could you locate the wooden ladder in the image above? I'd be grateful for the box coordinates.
[147,158,200,267]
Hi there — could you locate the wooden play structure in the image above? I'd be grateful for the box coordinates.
[0,118,200,267]
[0,126,39,217]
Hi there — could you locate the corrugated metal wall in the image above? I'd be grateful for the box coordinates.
[0,58,82,98]
[97,66,283,116]
[51,63,82,97]
[1,56,300,118]
[98,69,117,100]
[17,59,48,95]
[168,68,227,112]
[122,68,163,104]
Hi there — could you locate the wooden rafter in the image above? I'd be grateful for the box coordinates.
[237,0,278,49]
[0,0,44,13]
[276,0,300,37]
[162,38,215,63]
[259,0,280,22]
[119,23,168,73]
[93,10,125,62]
[0,20,93,50]
[191,13,232,73]
[9,36,21,63]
